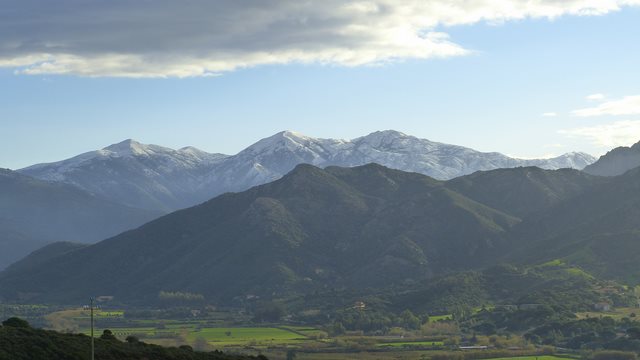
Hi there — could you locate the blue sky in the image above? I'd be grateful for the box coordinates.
[1,1,640,169]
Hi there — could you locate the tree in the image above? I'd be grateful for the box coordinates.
[2,317,29,328]
[331,321,346,336]
[400,310,421,330]
[100,329,118,341]
[125,335,139,344]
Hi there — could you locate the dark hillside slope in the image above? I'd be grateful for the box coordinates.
[0,169,162,269]
[2,242,88,275]
[0,164,519,304]
[583,140,640,176]
[446,167,602,218]
[509,167,640,282]
[0,220,44,272]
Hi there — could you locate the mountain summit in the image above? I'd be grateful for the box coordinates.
[20,140,229,211]
[583,140,640,176]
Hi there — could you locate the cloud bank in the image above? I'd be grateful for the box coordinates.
[572,95,640,117]
[1,0,639,77]
[560,120,640,147]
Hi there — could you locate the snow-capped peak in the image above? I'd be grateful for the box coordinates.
[19,130,597,212]
[102,139,171,157]
[361,129,410,140]
[241,130,312,155]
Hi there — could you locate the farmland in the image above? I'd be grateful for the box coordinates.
[2,303,622,360]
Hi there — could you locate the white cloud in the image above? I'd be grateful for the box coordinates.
[542,112,558,117]
[586,93,606,101]
[559,120,640,147]
[572,95,640,117]
[0,0,639,77]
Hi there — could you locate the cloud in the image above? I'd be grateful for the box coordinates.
[542,112,558,117]
[586,93,606,101]
[1,0,639,77]
[559,120,640,147]
[572,95,640,117]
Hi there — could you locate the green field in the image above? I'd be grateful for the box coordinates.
[187,327,307,346]
[83,324,310,347]
[94,310,124,318]
[429,314,453,321]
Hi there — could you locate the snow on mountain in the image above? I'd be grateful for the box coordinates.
[209,130,594,184]
[19,131,595,212]
[20,139,229,212]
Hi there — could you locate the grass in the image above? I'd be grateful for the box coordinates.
[430,314,453,322]
[94,310,124,318]
[81,325,309,347]
[186,327,307,346]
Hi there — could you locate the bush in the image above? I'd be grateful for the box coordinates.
[100,329,117,341]
[125,335,140,344]
[2,317,30,328]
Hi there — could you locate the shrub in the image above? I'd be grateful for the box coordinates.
[2,317,30,328]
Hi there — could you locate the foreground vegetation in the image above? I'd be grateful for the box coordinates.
[0,317,263,360]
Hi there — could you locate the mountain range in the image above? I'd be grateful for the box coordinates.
[20,130,595,212]
[5,161,638,305]
[5,131,640,306]
[0,130,598,270]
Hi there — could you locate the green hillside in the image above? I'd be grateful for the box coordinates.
[510,167,640,282]
[446,166,602,218]
[0,164,518,304]
[4,162,640,306]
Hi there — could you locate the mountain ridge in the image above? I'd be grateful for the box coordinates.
[18,130,596,213]
[583,140,640,176]
[0,163,521,304]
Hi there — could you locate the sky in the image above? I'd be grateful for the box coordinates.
[1,0,640,169]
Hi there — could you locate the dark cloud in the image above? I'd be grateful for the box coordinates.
[0,0,635,77]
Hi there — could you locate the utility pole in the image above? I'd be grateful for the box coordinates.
[90,297,95,360]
